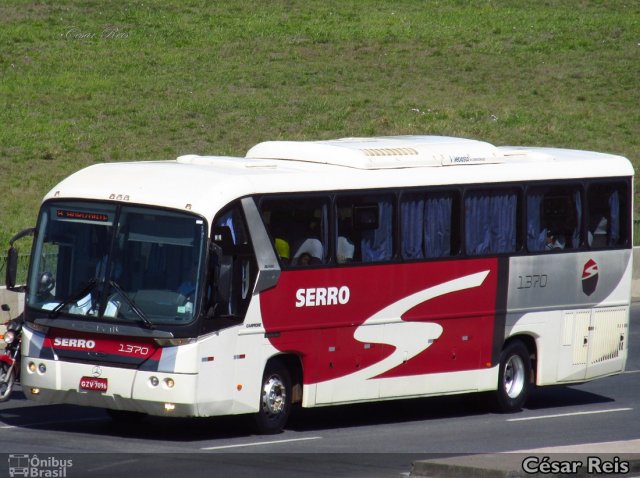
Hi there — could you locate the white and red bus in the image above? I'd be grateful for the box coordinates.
[6,135,633,433]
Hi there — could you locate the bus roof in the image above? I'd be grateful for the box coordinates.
[245,136,503,168]
[44,136,633,224]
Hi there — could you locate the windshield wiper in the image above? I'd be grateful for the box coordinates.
[108,280,155,329]
[50,278,97,318]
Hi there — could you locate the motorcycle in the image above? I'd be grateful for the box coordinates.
[0,304,23,402]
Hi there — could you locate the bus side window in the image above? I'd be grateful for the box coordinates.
[526,186,581,252]
[465,188,519,256]
[210,204,254,319]
[260,196,329,267]
[587,182,627,248]
[400,191,457,260]
[337,194,394,263]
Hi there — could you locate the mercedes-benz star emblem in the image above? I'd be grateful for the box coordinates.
[91,366,103,378]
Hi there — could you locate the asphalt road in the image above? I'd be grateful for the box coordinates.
[1,304,638,477]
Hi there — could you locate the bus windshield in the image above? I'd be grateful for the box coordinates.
[27,201,206,327]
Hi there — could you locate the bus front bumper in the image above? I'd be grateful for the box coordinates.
[21,357,209,417]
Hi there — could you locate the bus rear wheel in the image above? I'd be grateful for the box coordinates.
[253,359,292,434]
[494,340,531,413]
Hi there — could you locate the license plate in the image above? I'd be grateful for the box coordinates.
[79,377,108,392]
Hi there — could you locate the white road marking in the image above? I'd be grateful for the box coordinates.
[87,459,140,472]
[507,438,640,454]
[202,436,322,451]
[507,407,632,422]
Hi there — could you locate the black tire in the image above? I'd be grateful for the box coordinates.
[494,340,531,413]
[0,362,15,402]
[253,359,292,434]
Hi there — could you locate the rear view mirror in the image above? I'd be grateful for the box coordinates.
[5,227,35,292]
[6,246,20,291]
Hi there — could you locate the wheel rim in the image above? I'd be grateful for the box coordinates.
[261,374,287,418]
[503,354,525,399]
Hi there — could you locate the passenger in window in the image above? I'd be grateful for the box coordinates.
[295,253,312,266]
[274,237,291,263]
[337,217,356,263]
[268,220,291,264]
[337,236,355,263]
[177,265,198,298]
[545,230,565,250]
[292,238,323,266]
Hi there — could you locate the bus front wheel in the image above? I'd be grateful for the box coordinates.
[253,359,292,434]
[494,340,531,413]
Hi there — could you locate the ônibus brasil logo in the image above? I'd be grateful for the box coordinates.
[582,259,599,296]
[8,454,73,477]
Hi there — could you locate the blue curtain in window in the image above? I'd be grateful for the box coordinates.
[362,200,393,262]
[526,191,545,251]
[424,195,452,258]
[218,211,237,244]
[401,198,424,259]
[573,190,582,248]
[465,194,490,255]
[465,191,516,255]
[609,190,620,245]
